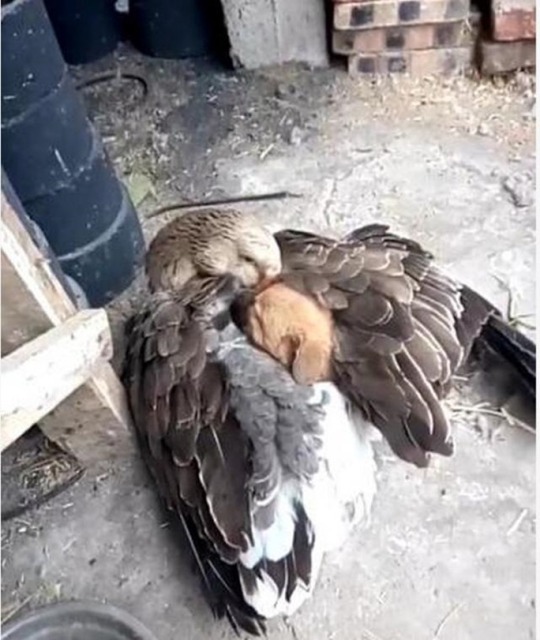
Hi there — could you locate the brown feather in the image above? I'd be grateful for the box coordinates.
[195,419,251,553]
[406,322,444,382]
[340,290,393,327]
[123,285,254,600]
[413,305,463,370]
[317,287,349,310]
[395,349,452,454]
[361,247,392,271]
[267,225,473,467]
[367,271,415,304]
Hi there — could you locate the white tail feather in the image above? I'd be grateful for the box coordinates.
[302,382,377,552]
[239,383,378,618]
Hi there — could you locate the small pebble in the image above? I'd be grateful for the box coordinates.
[287,126,304,146]
[275,83,296,100]
[502,174,534,208]
[475,414,489,438]
[515,70,535,95]
[523,99,536,121]
[476,122,490,136]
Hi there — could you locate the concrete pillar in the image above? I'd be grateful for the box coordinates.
[220,0,329,69]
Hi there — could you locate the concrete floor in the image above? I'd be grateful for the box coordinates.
[1,54,536,640]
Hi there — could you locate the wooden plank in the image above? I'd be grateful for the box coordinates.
[1,310,112,452]
[1,191,76,327]
[1,182,135,464]
[1,251,51,355]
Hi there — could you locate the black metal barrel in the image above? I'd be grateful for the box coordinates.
[1,0,144,306]
[128,0,230,60]
[43,0,122,65]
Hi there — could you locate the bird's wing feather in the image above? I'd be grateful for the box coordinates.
[274,226,494,467]
[124,288,263,632]
[124,283,331,631]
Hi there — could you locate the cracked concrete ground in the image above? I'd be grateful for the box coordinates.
[1,53,535,640]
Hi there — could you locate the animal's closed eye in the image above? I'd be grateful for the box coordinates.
[242,255,257,265]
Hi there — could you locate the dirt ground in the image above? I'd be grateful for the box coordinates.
[1,47,536,640]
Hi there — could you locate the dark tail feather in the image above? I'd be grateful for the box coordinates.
[204,555,266,637]
[133,437,266,636]
[175,505,266,637]
[482,315,535,396]
[469,314,536,430]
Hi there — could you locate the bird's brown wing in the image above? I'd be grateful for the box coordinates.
[123,286,265,635]
[273,225,493,467]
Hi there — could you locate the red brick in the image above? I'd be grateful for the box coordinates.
[348,47,472,75]
[334,0,470,31]
[333,22,472,53]
[480,39,536,74]
[492,8,536,41]
[491,0,535,41]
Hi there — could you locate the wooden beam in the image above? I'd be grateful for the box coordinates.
[1,182,135,464]
[1,310,112,452]
[1,190,77,326]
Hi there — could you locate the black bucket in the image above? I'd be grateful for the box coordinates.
[2,601,159,640]
[1,0,66,119]
[57,186,145,306]
[1,0,145,306]
[2,70,94,201]
[43,0,122,64]
[23,130,124,256]
[128,0,230,61]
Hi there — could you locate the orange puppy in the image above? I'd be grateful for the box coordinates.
[244,282,334,385]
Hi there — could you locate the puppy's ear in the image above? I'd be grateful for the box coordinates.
[291,338,329,386]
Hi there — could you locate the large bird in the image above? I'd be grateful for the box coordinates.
[123,209,535,635]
